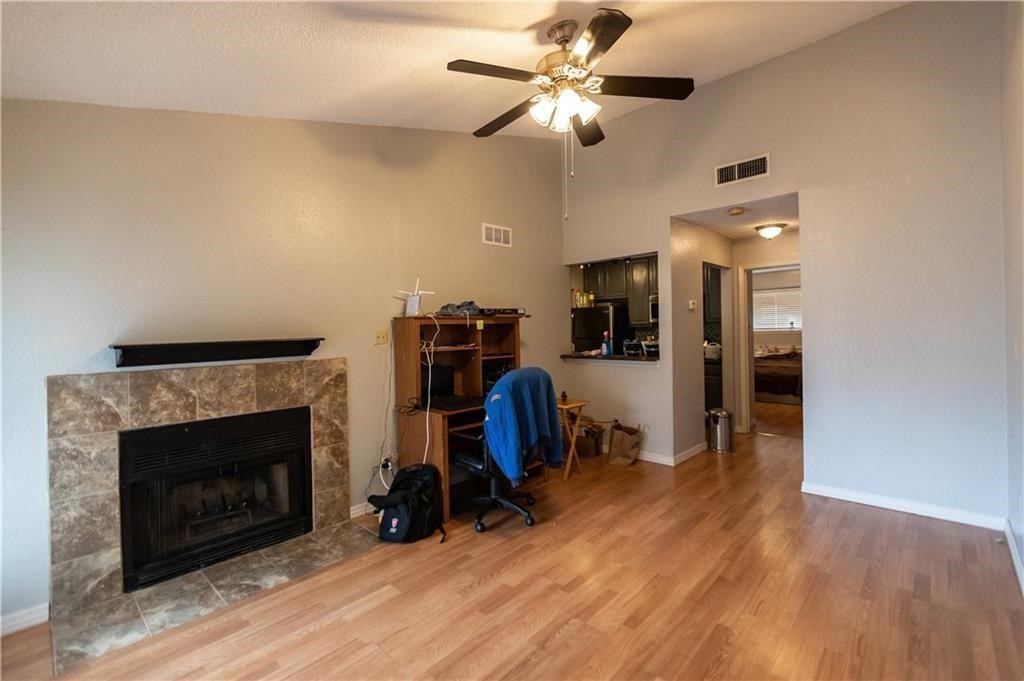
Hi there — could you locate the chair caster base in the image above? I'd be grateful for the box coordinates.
[524,514,535,527]
[474,520,486,533]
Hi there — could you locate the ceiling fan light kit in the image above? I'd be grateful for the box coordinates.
[531,88,601,132]
[447,8,695,147]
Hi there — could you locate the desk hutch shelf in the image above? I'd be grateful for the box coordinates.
[392,316,523,520]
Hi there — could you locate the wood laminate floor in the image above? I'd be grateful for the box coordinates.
[754,401,804,440]
[3,432,1022,680]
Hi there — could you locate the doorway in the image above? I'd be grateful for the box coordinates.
[703,263,727,413]
[748,265,803,438]
[675,191,801,438]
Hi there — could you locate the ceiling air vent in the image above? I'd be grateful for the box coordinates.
[482,223,512,248]
[715,154,770,187]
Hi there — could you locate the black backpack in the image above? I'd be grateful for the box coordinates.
[367,464,446,543]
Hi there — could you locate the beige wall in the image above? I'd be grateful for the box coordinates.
[752,268,800,291]
[670,220,733,451]
[1,100,564,615]
[563,3,1009,522]
[1003,1,1024,558]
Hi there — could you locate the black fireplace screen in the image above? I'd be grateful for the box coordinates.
[119,406,312,591]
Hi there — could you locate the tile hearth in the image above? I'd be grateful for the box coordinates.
[50,521,378,674]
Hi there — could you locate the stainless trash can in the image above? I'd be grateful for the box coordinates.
[709,408,732,453]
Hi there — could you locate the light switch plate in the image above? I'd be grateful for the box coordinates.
[374,329,388,345]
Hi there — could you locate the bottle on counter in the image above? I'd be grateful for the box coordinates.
[601,330,612,357]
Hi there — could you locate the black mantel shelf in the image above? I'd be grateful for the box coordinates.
[110,338,325,368]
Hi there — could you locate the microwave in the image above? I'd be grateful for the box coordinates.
[649,294,659,324]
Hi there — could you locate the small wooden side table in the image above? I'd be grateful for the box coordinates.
[557,399,588,481]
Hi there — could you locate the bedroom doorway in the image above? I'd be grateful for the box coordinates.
[748,265,803,438]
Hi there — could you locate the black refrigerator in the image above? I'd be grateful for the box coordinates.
[571,302,629,354]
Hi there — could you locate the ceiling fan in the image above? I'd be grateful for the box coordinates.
[447,8,694,147]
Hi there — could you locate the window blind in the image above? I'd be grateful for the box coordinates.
[752,288,801,331]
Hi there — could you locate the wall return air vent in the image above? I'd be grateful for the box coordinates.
[482,223,512,248]
[715,154,770,187]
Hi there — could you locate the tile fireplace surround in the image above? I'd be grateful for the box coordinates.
[45,356,375,673]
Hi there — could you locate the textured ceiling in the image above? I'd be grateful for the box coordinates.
[1,2,900,138]
[681,192,799,240]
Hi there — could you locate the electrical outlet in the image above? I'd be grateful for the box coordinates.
[374,329,388,345]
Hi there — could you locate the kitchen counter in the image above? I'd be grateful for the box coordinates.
[560,353,658,362]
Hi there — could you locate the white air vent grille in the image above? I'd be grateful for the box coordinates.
[715,154,770,186]
[482,223,512,248]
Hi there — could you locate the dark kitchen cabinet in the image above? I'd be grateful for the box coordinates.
[584,260,628,300]
[628,258,651,327]
[602,260,627,299]
[648,256,658,294]
[583,263,601,294]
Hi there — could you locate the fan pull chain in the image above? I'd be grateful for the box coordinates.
[562,131,569,221]
[570,130,575,179]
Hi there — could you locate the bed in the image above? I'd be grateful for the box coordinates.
[754,350,803,404]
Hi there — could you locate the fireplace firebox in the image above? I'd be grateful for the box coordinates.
[119,406,313,591]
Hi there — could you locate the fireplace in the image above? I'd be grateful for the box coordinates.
[119,406,313,591]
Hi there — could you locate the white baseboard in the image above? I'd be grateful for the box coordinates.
[350,501,374,518]
[636,450,674,466]
[801,482,1006,530]
[636,442,708,467]
[1006,519,1024,598]
[675,441,708,464]
[1,603,48,636]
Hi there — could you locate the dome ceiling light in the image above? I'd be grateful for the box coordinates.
[755,223,787,240]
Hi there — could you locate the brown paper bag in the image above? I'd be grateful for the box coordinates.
[608,423,643,465]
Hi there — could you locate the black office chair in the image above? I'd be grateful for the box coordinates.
[451,433,535,532]
[451,367,562,532]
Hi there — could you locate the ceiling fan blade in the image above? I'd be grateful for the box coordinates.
[569,8,633,72]
[598,75,695,100]
[447,59,539,83]
[473,99,534,137]
[572,115,605,147]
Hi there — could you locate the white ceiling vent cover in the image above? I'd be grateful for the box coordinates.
[482,223,512,248]
[715,154,770,187]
